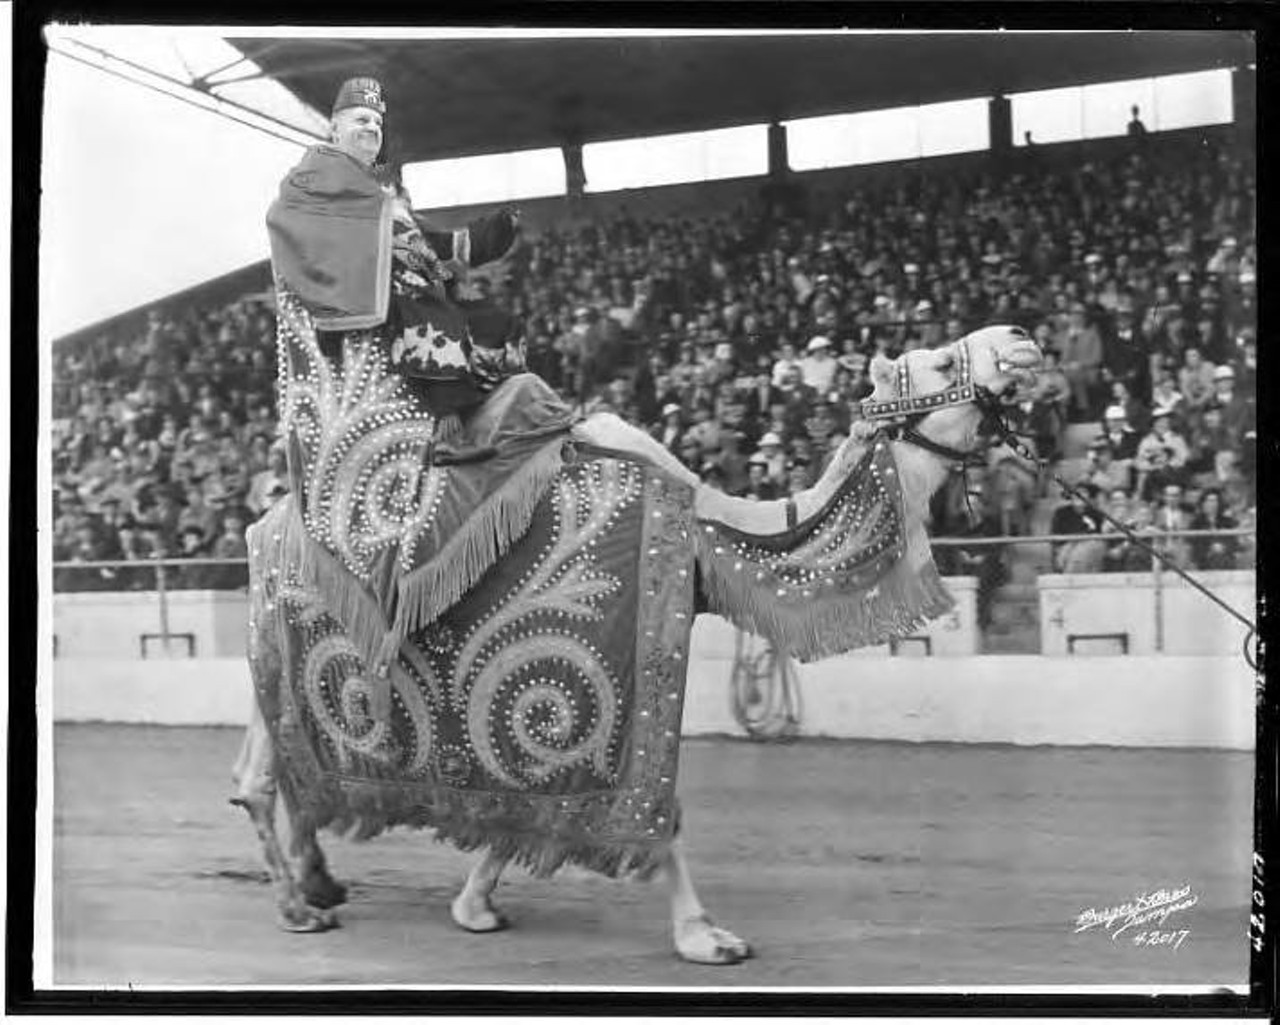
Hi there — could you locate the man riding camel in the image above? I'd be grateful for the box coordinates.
[267,76,578,452]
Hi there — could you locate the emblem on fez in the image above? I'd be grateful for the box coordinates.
[392,322,469,370]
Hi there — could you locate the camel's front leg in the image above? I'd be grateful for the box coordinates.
[230,702,337,933]
[663,839,752,964]
[451,848,512,932]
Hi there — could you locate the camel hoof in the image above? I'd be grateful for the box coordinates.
[451,894,510,934]
[675,916,753,965]
[299,871,348,910]
[278,900,339,934]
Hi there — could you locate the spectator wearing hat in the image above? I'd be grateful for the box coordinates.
[1211,365,1254,454]
[1100,404,1141,462]
[757,431,789,490]
[1134,407,1190,502]
[776,363,819,438]
[800,336,838,394]
[743,453,781,501]
[1055,302,1103,421]
[654,402,686,452]
[1101,301,1149,399]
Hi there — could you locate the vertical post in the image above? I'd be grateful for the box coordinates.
[156,559,172,656]
[989,93,1013,158]
[1232,64,1256,148]
[767,121,788,179]
[562,141,586,200]
[1152,549,1164,654]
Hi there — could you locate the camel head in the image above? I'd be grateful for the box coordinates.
[862,325,1043,460]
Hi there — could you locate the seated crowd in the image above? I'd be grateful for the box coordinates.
[52,131,1255,590]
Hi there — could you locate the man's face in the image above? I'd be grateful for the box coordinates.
[1163,487,1183,507]
[331,106,383,166]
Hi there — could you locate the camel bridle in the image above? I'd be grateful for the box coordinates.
[858,338,1014,466]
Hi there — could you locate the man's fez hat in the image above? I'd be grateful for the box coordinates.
[332,77,386,116]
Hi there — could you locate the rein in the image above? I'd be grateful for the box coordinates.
[860,340,1259,671]
[984,403,1259,672]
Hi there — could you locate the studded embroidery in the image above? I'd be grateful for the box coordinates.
[276,286,447,577]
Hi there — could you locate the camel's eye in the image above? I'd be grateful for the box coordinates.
[934,351,955,374]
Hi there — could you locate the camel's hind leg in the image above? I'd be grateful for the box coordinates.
[279,783,348,910]
[451,848,511,933]
[231,702,337,933]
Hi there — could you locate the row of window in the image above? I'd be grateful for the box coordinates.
[401,68,1236,208]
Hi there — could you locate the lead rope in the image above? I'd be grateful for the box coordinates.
[989,414,1259,672]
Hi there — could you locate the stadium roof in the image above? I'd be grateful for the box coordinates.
[229,31,1251,163]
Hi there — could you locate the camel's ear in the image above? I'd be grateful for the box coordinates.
[869,353,897,389]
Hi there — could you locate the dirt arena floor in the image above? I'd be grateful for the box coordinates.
[52,724,1253,988]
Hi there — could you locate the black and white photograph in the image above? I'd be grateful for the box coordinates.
[19,18,1272,1008]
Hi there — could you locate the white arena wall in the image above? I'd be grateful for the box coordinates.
[50,596,1256,750]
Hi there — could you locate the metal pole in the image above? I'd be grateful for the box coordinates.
[1152,548,1164,654]
[155,559,172,656]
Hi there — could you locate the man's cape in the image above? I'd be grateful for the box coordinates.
[266,145,392,332]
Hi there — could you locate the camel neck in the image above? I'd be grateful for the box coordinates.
[887,438,953,517]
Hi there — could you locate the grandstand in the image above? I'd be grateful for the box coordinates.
[50,32,1255,659]
[39,31,1262,996]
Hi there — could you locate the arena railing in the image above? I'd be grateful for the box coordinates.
[50,529,1254,657]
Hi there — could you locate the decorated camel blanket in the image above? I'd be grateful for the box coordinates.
[251,453,697,878]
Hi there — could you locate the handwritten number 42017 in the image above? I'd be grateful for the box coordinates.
[1132,929,1190,950]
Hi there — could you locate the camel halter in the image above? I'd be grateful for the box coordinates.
[858,340,1004,466]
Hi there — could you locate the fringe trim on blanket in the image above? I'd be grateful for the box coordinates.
[290,521,394,672]
[385,436,567,656]
[282,772,670,880]
[695,520,955,664]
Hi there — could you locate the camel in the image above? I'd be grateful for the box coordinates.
[232,324,1042,965]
